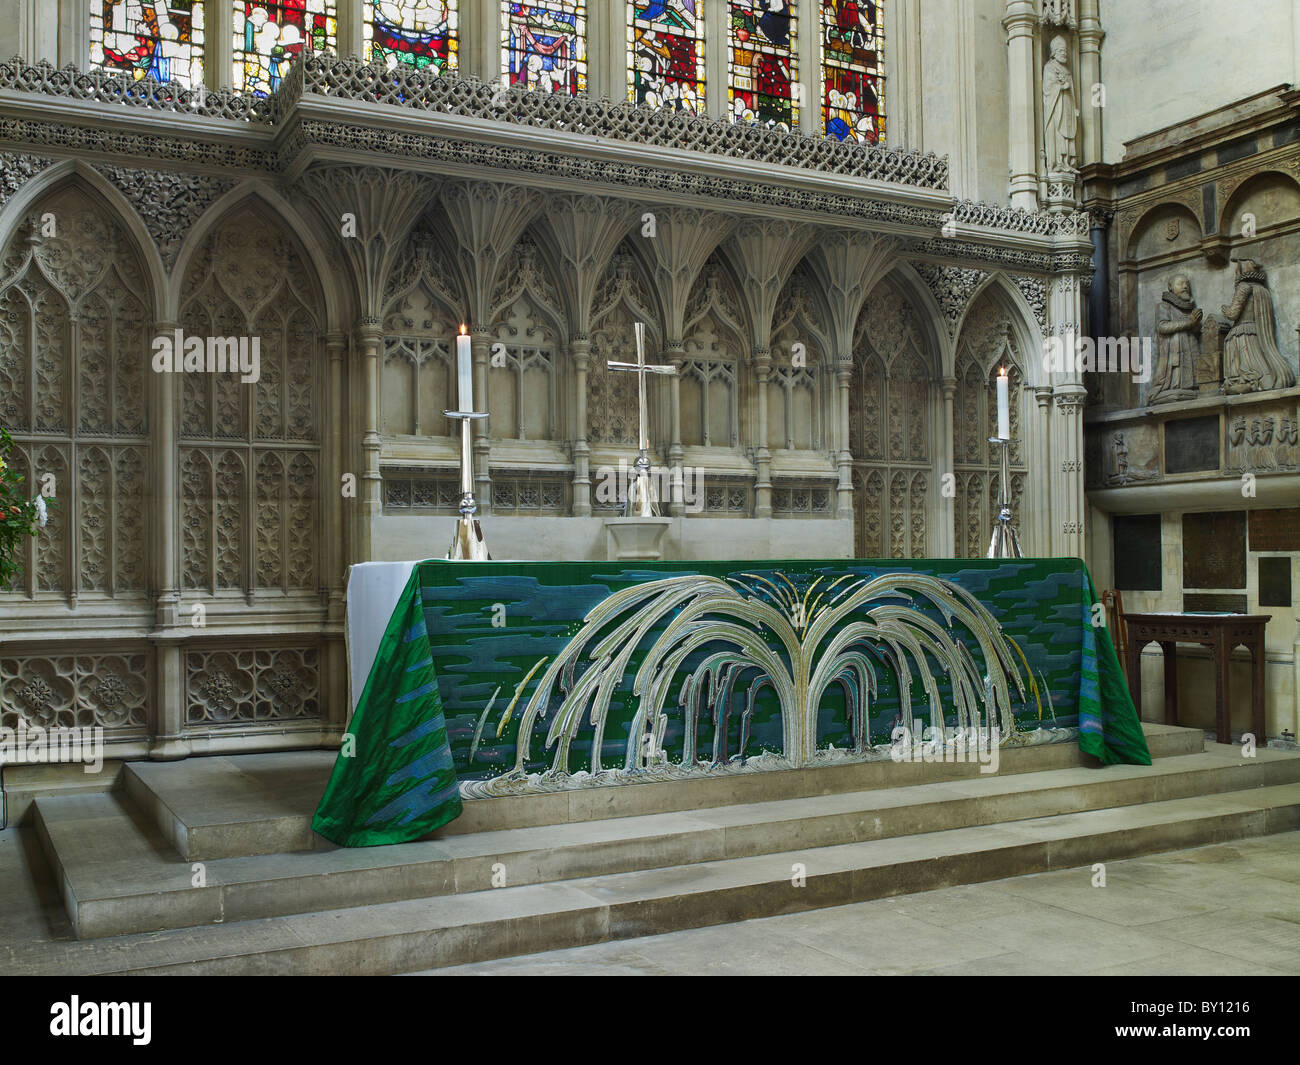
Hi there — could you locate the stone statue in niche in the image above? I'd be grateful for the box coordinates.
[1147,274,1203,406]
[1042,36,1079,175]
[1221,258,1297,395]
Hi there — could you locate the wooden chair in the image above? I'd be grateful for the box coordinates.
[1101,589,1130,682]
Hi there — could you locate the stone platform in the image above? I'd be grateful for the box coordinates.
[7,724,1300,974]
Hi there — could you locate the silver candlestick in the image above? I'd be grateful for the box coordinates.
[986,436,1023,559]
[444,406,490,561]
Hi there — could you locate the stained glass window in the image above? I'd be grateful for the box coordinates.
[365,2,458,72]
[628,1,705,113]
[90,1,205,85]
[235,1,338,97]
[728,0,796,129]
[501,2,587,96]
[821,0,884,143]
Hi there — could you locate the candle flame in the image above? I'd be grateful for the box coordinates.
[460,323,467,336]
[999,366,1008,378]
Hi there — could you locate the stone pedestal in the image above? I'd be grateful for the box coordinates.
[604,517,673,562]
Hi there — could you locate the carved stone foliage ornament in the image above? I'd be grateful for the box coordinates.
[915,264,987,335]
[1013,276,1048,330]
[94,165,235,269]
[0,151,54,212]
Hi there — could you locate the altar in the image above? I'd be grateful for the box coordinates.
[313,557,1149,847]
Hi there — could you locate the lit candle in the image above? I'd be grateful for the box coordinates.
[457,325,473,413]
[997,367,1010,441]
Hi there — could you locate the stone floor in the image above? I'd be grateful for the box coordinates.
[409,830,1300,976]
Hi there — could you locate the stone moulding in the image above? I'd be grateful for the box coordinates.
[285,54,949,191]
[0,55,946,190]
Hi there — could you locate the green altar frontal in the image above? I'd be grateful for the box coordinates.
[314,558,1149,847]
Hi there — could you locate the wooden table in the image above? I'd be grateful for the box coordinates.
[1124,613,1270,745]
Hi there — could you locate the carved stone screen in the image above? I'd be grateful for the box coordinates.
[1164,415,1221,475]
[1182,511,1247,589]
[1259,557,1293,608]
[1112,514,1162,591]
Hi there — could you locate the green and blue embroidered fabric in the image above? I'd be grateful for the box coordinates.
[313,557,1148,847]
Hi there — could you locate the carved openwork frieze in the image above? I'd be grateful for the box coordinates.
[186,646,321,725]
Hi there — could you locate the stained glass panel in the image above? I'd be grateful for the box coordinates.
[728,0,796,129]
[502,2,587,96]
[821,0,884,143]
[628,1,705,113]
[235,1,338,97]
[365,1,458,72]
[90,1,205,86]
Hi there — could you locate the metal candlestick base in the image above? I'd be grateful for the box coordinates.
[986,436,1023,559]
[447,514,489,561]
[444,410,490,561]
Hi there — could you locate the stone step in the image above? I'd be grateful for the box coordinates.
[34,743,1296,941]
[18,780,1300,975]
[120,724,1206,861]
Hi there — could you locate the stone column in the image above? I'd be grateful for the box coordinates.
[150,320,180,626]
[705,0,728,121]
[207,0,234,90]
[325,332,347,615]
[1051,388,1087,558]
[1003,0,1040,212]
[836,362,854,521]
[587,0,613,103]
[150,317,188,760]
[796,0,818,136]
[668,342,685,516]
[1086,207,1113,402]
[338,0,364,60]
[754,348,773,518]
[358,317,383,559]
[471,327,492,513]
[1077,0,1105,168]
[571,335,592,517]
[939,376,958,556]
[1033,385,1055,554]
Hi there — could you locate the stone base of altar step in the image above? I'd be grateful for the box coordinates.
[11,724,1300,974]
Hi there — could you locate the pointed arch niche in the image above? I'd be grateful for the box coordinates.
[952,285,1031,559]
[178,198,323,598]
[0,181,153,603]
[849,276,937,559]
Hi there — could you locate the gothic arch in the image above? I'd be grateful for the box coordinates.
[681,251,748,450]
[176,198,326,598]
[167,181,347,330]
[951,283,1033,559]
[0,160,167,322]
[957,273,1046,386]
[770,260,833,452]
[848,273,938,559]
[879,263,950,376]
[0,173,159,599]
[380,220,466,440]
[487,228,569,443]
[588,240,663,448]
